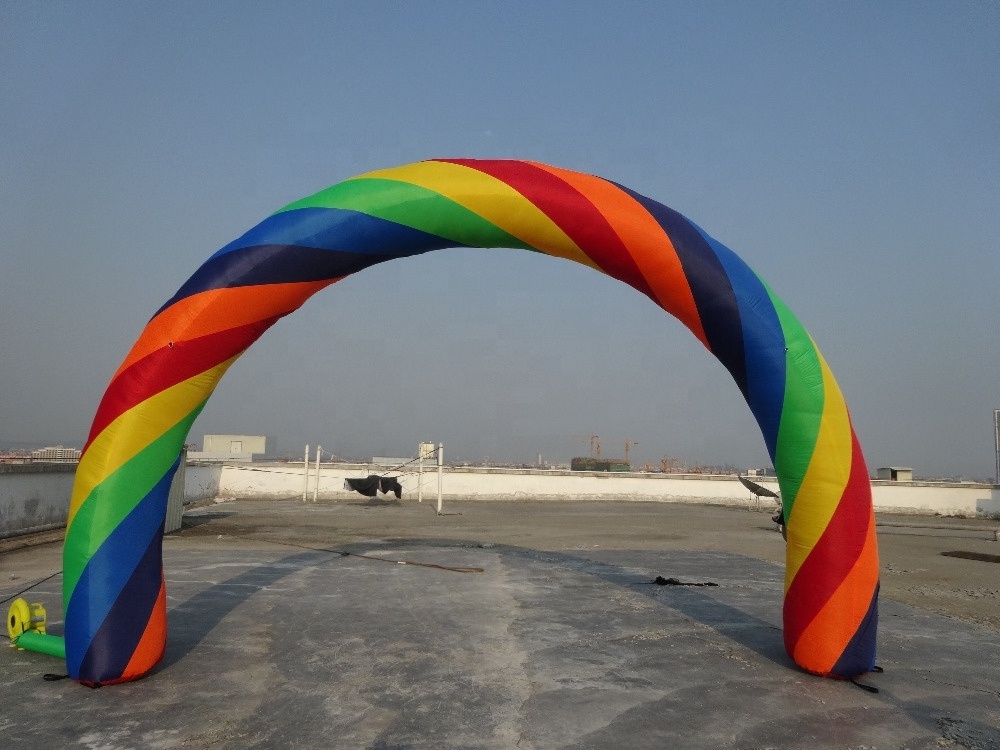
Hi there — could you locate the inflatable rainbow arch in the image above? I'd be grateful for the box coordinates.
[61,159,879,685]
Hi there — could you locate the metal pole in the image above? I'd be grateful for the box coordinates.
[994,409,999,486]
[417,445,424,503]
[302,444,309,501]
[313,445,321,502]
[436,442,443,515]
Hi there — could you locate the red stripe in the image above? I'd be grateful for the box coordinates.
[84,315,281,453]
[784,430,874,649]
[439,159,657,299]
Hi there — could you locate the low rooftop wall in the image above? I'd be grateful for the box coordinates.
[0,463,76,538]
[2,461,997,539]
[198,462,1000,517]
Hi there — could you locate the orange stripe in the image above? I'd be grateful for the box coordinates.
[791,516,879,672]
[121,575,167,681]
[114,279,337,380]
[527,162,708,347]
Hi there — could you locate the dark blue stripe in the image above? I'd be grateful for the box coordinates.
[697,227,786,459]
[67,461,176,681]
[613,184,747,396]
[153,245,390,318]
[76,532,165,683]
[154,210,461,317]
[832,581,879,678]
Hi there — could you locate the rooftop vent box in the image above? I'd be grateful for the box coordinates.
[877,467,913,482]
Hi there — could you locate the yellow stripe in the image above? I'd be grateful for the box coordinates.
[68,358,237,524]
[784,349,854,585]
[353,161,600,270]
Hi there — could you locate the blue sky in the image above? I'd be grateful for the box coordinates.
[2,1,998,479]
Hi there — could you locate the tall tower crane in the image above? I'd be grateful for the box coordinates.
[624,439,638,465]
[571,435,601,458]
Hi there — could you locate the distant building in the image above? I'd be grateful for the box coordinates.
[877,467,913,482]
[570,457,630,472]
[30,445,81,463]
[188,435,276,462]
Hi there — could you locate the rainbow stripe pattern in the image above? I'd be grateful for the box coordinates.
[64,159,879,684]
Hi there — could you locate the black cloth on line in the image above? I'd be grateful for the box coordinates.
[345,475,402,499]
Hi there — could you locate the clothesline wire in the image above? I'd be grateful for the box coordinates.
[207,449,436,480]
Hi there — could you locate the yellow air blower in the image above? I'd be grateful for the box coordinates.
[7,598,65,660]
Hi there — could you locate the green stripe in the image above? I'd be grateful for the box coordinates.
[63,402,206,601]
[771,295,824,511]
[278,178,536,251]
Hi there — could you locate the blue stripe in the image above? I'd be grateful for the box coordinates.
[211,207,453,259]
[695,226,786,460]
[153,209,460,318]
[77,532,166,683]
[66,461,176,679]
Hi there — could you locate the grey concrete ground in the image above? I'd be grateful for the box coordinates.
[2,499,999,749]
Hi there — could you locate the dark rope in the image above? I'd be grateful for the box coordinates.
[850,678,879,693]
[649,575,718,587]
[215,532,484,574]
[848,665,883,693]
[0,569,62,606]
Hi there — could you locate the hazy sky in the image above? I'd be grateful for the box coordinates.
[2,1,998,479]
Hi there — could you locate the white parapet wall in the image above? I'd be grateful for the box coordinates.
[1,462,998,539]
[205,463,756,504]
[0,463,76,537]
[870,480,1000,517]
[191,461,1000,518]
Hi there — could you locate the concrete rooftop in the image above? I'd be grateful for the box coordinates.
[2,499,999,749]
